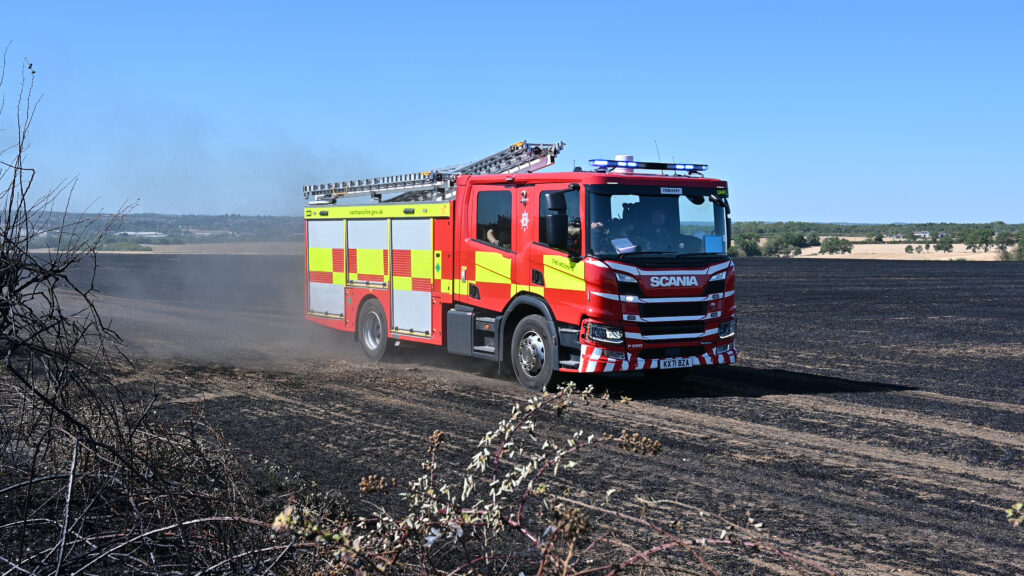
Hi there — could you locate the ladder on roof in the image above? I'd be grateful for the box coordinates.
[303,141,565,204]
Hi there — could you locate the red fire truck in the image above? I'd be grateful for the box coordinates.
[303,142,736,390]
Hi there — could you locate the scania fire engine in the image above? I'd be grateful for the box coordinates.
[303,141,736,390]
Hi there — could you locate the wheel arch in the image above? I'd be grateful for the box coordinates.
[499,293,558,363]
[354,292,389,343]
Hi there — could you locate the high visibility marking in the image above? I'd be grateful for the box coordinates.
[308,248,345,285]
[305,203,451,220]
[543,254,585,291]
[475,251,512,285]
[308,248,333,273]
[331,249,345,272]
[393,276,413,292]
[513,284,545,297]
[393,250,412,276]
[391,249,433,292]
[355,249,385,276]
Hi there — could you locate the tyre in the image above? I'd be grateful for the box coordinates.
[357,299,388,362]
[510,314,556,392]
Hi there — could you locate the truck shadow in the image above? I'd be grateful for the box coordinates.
[385,343,913,400]
[568,365,914,400]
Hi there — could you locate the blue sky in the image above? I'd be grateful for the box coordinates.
[3,1,1022,222]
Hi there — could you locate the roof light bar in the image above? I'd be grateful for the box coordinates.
[589,159,708,172]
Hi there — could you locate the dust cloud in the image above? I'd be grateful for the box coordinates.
[77,254,359,368]
[76,253,498,377]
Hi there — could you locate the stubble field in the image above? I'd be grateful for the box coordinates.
[80,254,1024,575]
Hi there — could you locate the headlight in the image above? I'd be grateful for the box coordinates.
[615,273,643,297]
[587,322,624,344]
[718,319,736,339]
[709,270,727,282]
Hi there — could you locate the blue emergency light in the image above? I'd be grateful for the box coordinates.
[589,159,708,173]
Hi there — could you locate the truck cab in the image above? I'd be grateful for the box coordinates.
[448,162,736,389]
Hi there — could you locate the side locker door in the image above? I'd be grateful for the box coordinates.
[307,218,347,317]
[347,219,389,286]
[464,187,515,313]
[390,218,433,336]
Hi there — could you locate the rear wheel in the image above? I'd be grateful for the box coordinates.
[358,299,388,361]
[511,314,556,392]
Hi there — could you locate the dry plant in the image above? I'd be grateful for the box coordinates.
[0,49,302,574]
[1008,502,1024,527]
[273,384,835,575]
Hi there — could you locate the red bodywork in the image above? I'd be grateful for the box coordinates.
[304,170,737,376]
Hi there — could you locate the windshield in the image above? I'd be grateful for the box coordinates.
[586,185,728,259]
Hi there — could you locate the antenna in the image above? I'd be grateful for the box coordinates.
[654,139,664,174]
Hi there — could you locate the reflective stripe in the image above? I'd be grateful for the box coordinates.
[392,250,432,291]
[475,251,511,284]
[308,248,345,285]
[352,248,386,277]
[411,250,432,278]
[513,283,545,297]
[305,203,451,220]
[308,247,333,273]
[543,254,585,291]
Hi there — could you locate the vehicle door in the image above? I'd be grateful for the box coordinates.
[529,184,584,324]
[461,185,515,313]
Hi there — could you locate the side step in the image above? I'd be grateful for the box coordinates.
[472,316,499,356]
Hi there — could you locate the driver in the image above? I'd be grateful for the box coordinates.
[636,207,674,251]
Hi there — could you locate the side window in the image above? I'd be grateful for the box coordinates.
[539,188,581,257]
[476,189,512,249]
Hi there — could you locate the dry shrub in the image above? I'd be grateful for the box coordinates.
[273,384,835,575]
[0,50,301,574]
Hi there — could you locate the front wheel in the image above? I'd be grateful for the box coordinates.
[357,299,388,362]
[510,314,556,392]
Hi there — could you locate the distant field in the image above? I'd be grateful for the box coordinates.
[110,241,304,255]
[103,239,1006,262]
[797,238,1002,261]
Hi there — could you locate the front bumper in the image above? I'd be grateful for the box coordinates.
[578,343,737,373]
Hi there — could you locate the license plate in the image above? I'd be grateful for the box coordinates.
[660,356,693,369]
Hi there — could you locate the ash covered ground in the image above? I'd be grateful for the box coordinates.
[81,255,1024,575]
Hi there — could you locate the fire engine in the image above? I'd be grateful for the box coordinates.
[303,141,736,390]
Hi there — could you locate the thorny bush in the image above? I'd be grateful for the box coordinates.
[273,384,836,575]
[0,51,300,574]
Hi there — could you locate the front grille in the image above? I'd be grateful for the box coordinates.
[639,321,706,337]
[638,301,706,318]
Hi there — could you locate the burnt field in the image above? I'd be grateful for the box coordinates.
[81,255,1024,575]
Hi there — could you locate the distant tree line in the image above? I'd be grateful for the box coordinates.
[25,213,305,250]
[733,221,1024,240]
[729,221,1024,259]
